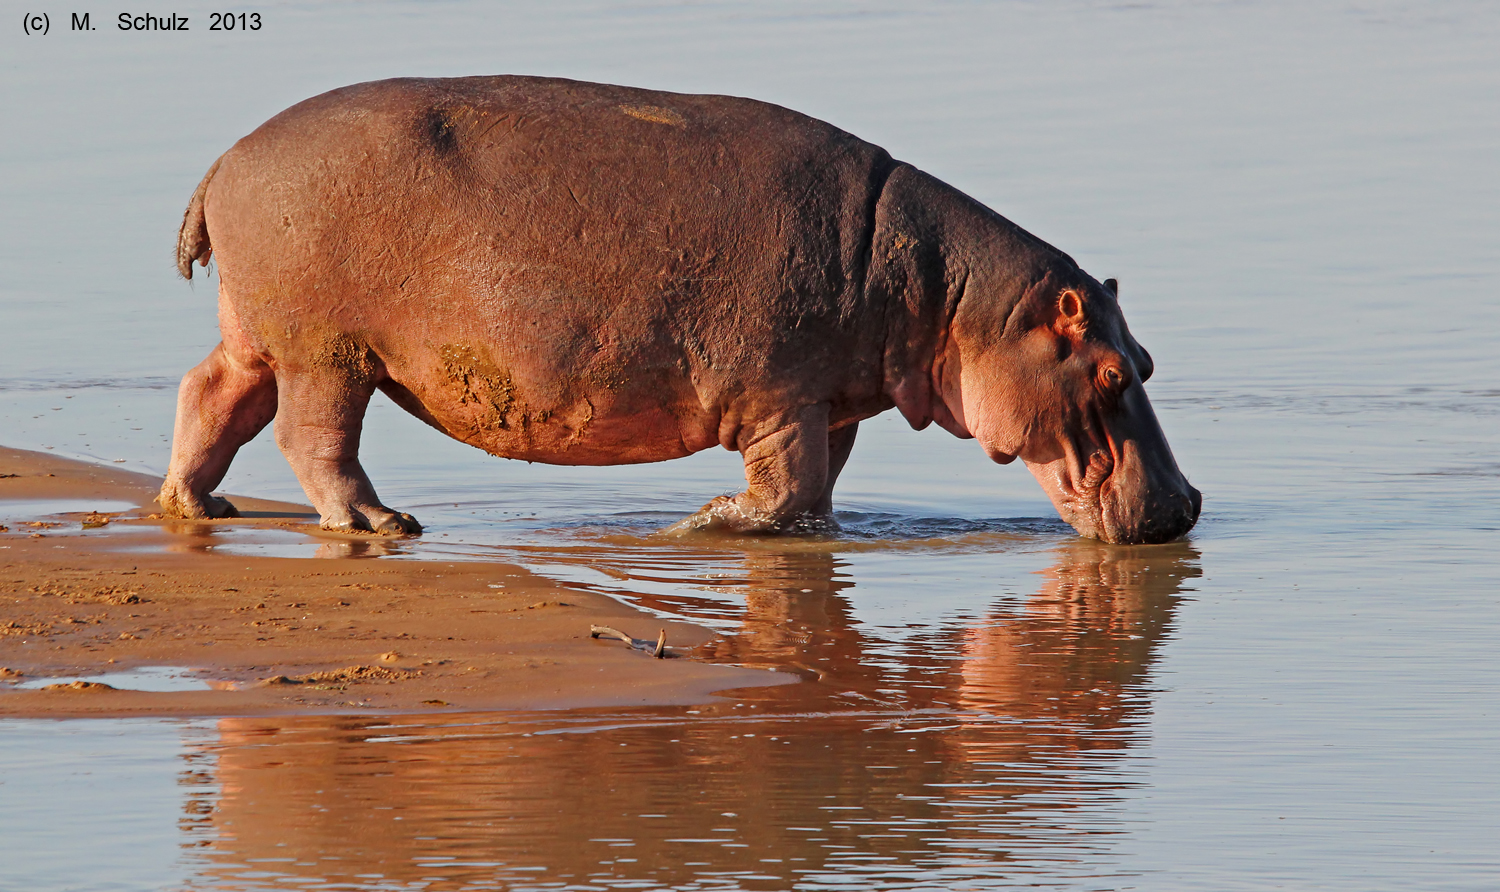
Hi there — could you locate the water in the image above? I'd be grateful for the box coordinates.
[0,499,139,522]
[2,1,1499,889]
[8,666,225,693]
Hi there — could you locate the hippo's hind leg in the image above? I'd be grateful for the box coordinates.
[159,341,277,519]
[668,405,842,535]
[271,356,421,536]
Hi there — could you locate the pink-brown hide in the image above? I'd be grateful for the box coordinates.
[161,76,1199,544]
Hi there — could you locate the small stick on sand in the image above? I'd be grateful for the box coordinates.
[590,625,669,659]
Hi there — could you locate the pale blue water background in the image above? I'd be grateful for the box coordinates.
[2,1,1498,889]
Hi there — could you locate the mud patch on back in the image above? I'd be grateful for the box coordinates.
[619,104,687,127]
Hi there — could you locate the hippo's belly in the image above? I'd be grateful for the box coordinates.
[379,342,715,466]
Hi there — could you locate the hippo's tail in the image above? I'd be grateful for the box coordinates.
[176,154,223,280]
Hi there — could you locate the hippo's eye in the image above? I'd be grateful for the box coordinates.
[1101,366,1128,393]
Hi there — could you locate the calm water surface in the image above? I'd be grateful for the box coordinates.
[2,1,1498,889]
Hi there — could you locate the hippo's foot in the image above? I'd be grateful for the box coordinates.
[158,482,241,520]
[664,495,839,537]
[319,505,423,537]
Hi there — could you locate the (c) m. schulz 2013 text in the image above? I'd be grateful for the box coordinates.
[21,12,264,34]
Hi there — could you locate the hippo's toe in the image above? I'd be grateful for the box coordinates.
[200,494,241,519]
[320,506,422,537]
[375,512,423,536]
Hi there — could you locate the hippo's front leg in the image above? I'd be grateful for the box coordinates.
[668,404,836,535]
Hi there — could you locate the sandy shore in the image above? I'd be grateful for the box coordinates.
[0,445,787,717]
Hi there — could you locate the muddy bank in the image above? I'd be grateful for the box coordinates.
[0,445,789,717]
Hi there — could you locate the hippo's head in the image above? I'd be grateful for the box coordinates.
[931,273,1200,544]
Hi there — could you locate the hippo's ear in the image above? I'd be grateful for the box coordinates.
[1103,278,1118,296]
[1003,278,1089,341]
[1054,289,1088,340]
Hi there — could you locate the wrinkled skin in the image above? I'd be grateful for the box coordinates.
[160,76,1199,544]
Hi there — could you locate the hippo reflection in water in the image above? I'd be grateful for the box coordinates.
[192,542,1199,886]
[160,76,1200,544]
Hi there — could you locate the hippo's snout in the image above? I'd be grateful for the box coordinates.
[1098,474,1201,545]
[1027,452,1200,545]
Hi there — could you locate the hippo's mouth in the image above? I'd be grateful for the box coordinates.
[1046,449,1115,542]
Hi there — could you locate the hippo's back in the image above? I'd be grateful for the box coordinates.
[209,75,896,295]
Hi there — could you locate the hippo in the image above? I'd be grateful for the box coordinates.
[160,76,1200,545]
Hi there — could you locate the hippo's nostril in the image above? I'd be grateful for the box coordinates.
[1188,487,1202,520]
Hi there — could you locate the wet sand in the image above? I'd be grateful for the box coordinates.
[0,445,788,717]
